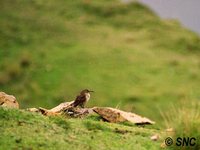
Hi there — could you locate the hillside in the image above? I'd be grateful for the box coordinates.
[0,108,162,150]
[1,0,200,149]
[0,0,200,132]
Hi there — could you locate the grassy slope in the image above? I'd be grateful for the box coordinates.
[1,0,200,124]
[1,0,200,123]
[0,0,200,123]
[0,0,200,149]
[0,108,162,150]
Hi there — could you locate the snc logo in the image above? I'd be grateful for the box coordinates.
[176,137,196,146]
[165,137,197,147]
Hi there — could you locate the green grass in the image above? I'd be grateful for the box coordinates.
[0,108,162,150]
[1,0,200,123]
[0,0,200,149]
[162,102,200,150]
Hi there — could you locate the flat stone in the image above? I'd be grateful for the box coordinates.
[0,92,19,109]
[93,107,155,125]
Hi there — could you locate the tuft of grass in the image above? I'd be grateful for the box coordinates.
[161,102,200,150]
[119,121,136,127]
[85,114,103,121]
[0,72,10,85]
[6,63,22,79]
[49,116,71,131]
[84,120,112,132]
[20,52,32,68]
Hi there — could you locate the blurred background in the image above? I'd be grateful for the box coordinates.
[140,0,200,34]
[1,0,200,123]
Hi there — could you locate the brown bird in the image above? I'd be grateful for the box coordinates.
[72,89,94,108]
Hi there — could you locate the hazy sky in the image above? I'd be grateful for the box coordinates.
[138,0,200,35]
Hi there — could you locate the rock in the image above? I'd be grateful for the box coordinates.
[26,107,62,116]
[62,107,94,118]
[38,107,60,116]
[93,107,125,123]
[26,101,95,117]
[49,101,74,113]
[166,128,174,132]
[150,134,159,141]
[38,105,94,117]
[26,101,75,116]
[160,142,167,148]
[0,92,19,109]
[36,101,75,116]
[27,101,155,124]
[26,108,40,113]
[93,107,155,125]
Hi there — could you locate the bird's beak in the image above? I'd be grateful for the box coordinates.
[89,90,94,93]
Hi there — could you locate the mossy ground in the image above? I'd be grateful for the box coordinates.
[0,0,200,149]
[0,108,162,150]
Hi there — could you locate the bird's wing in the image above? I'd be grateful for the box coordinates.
[73,94,85,107]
